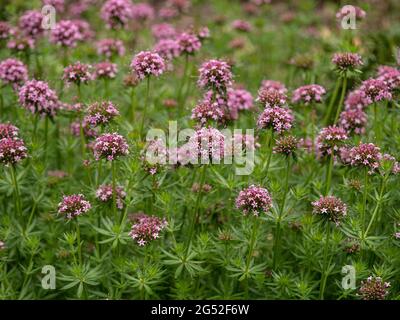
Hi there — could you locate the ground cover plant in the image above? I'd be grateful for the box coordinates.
[0,0,400,300]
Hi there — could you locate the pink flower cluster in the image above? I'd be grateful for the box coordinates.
[235,185,273,216]
[191,101,225,125]
[154,39,180,61]
[18,10,44,38]
[176,32,201,55]
[377,66,400,90]
[257,106,294,134]
[96,184,126,210]
[332,52,363,71]
[261,80,287,94]
[359,276,390,300]
[359,78,392,105]
[0,21,11,40]
[63,62,93,85]
[131,3,155,21]
[0,58,28,90]
[232,20,252,32]
[273,135,298,156]
[93,132,129,161]
[187,127,226,163]
[0,137,28,166]
[94,62,118,79]
[349,143,382,171]
[227,88,254,112]
[96,39,126,59]
[257,88,287,108]
[151,23,176,40]
[130,51,166,80]
[0,123,19,139]
[128,213,168,246]
[18,80,60,117]
[316,126,348,157]
[7,32,35,52]
[198,59,233,92]
[292,84,326,105]
[339,109,367,135]
[345,90,369,111]
[100,0,133,29]
[43,0,65,12]
[336,6,366,20]
[58,194,91,219]
[50,20,82,47]
[312,196,347,225]
[84,101,119,127]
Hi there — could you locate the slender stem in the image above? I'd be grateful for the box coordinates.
[111,160,118,221]
[185,165,207,253]
[245,217,259,299]
[76,218,82,266]
[364,174,388,238]
[273,157,291,269]
[333,75,347,124]
[373,103,381,144]
[10,165,22,217]
[177,54,189,118]
[43,116,49,161]
[324,77,341,125]
[319,223,331,300]
[361,167,369,235]
[264,130,274,178]
[104,79,109,99]
[130,87,136,123]
[140,77,150,140]
[324,154,334,195]
[79,114,86,160]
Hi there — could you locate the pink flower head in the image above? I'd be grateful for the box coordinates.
[359,276,390,300]
[332,52,363,72]
[0,123,19,139]
[260,80,288,94]
[151,23,176,40]
[84,101,120,127]
[0,137,28,166]
[7,32,35,52]
[257,87,287,108]
[72,19,94,41]
[339,109,367,135]
[227,87,253,113]
[94,62,118,79]
[63,62,93,85]
[93,132,129,161]
[50,20,82,47]
[230,133,259,157]
[131,3,155,22]
[96,39,126,59]
[0,58,28,90]
[166,0,190,13]
[18,10,44,38]
[236,185,272,216]
[359,78,392,105]
[316,126,348,157]
[128,214,168,246]
[292,84,326,105]
[312,196,347,225]
[336,5,366,20]
[344,90,369,111]
[141,138,169,175]
[377,66,400,90]
[257,107,294,134]
[58,194,91,219]
[198,59,233,92]
[187,127,226,164]
[100,0,133,30]
[176,32,201,55]
[232,20,252,32]
[130,51,165,80]
[349,143,382,171]
[191,101,225,126]
[96,184,126,210]
[0,21,11,40]
[43,0,65,12]
[154,39,180,61]
[197,26,210,40]
[18,80,60,117]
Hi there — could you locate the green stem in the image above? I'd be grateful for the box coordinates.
[324,154,334,195]
[324,77,341,125]
[319,222,331,300]
[361,167,369,235]
[264,130,274,178]
[10,165,22,217]
[333,75,347,124]
[111,160,118,221]
[273,158,291,269]
[364,174,388,238]
[140,77,150,140]
[130,87,136,123]
[43,116,49,162]
[76,218,82,266]
[245,217,259,299]
[177,54,189,118]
